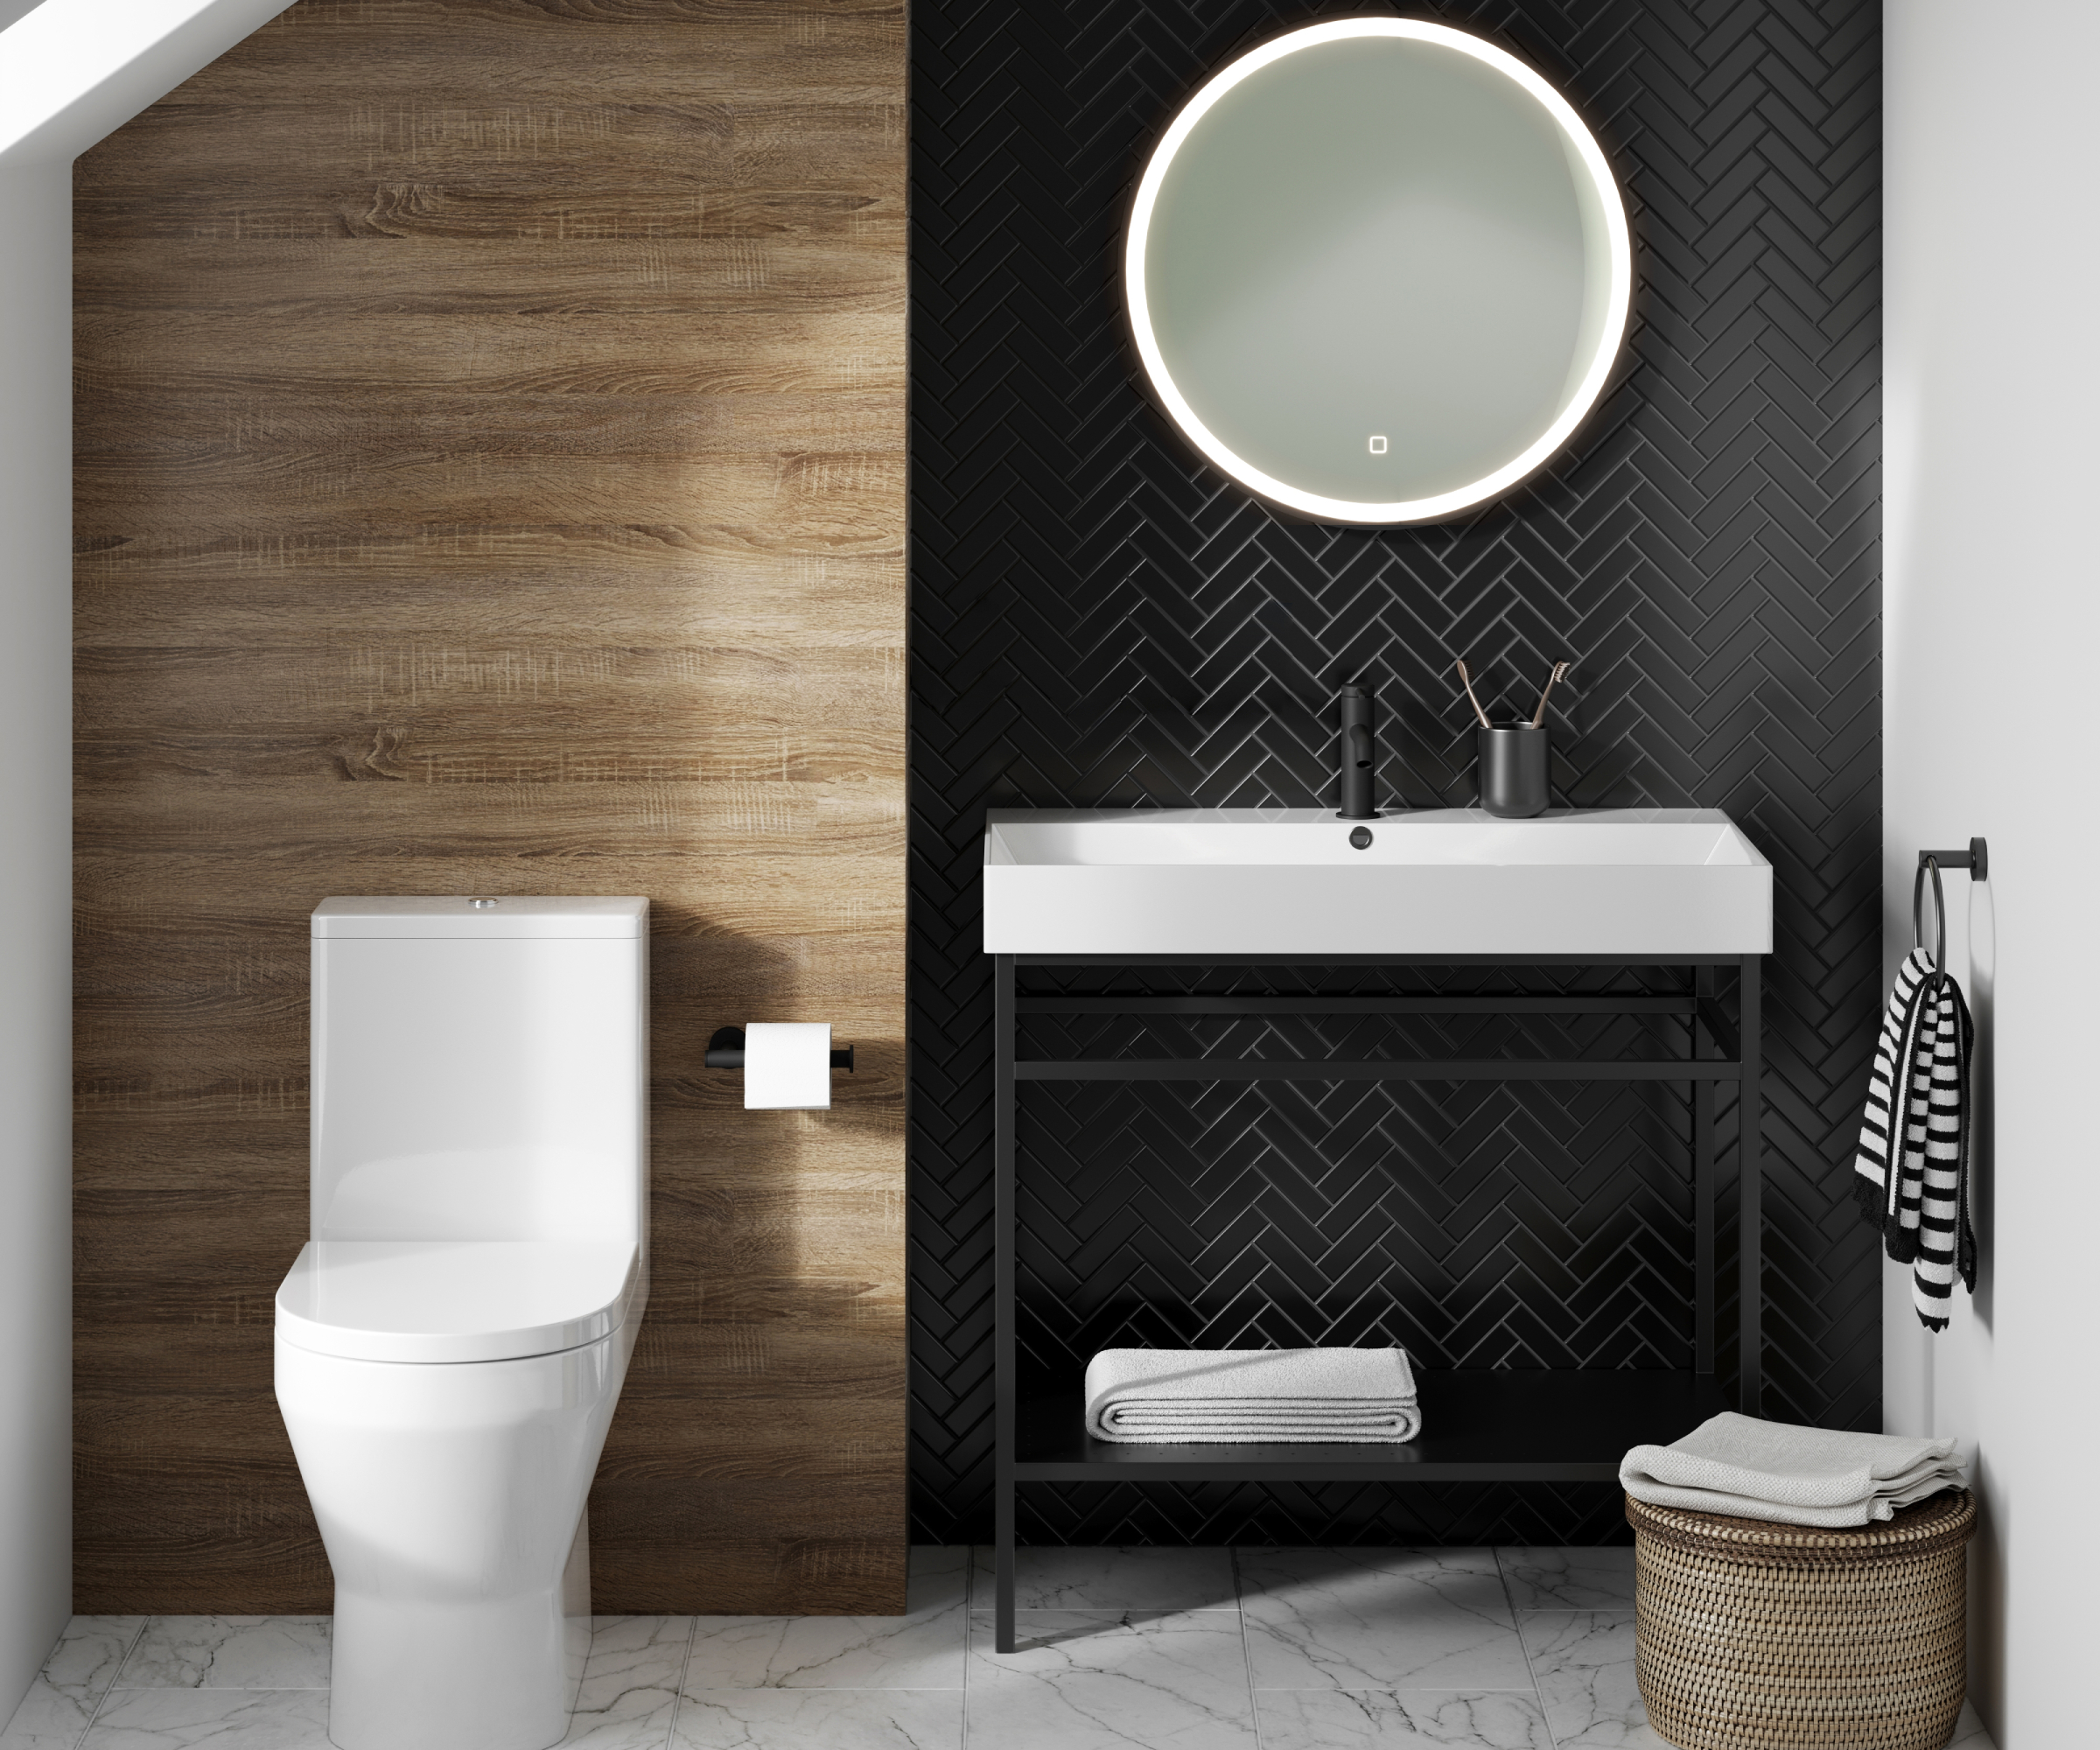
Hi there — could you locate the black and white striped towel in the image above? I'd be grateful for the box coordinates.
[1852,948,1977,1329]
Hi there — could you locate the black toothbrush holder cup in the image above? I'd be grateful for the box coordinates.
[1456,655,1568,818]
[1476,723,1549,818]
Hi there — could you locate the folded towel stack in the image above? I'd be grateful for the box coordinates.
[1084,1346,1419,1445]
[1620,1412,1964,1528]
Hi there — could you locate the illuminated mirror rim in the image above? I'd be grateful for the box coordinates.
[1124,18,1634,526]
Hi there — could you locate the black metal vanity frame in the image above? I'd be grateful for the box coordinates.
[990,950,1761,1654]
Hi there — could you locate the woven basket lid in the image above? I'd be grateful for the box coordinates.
[1626,1487,1976,1565]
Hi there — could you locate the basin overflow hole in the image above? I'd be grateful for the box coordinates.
[1349,827,1374,850]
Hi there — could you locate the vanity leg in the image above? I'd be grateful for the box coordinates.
[996,1484,1016,1654]
[994,954,1018,1655]
[1739,953,1762,1415]
[1694,965,1715,1377]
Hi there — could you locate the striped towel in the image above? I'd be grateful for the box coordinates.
[1852,948,1977,1329]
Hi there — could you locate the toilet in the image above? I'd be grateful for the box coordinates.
[275,896,649,1750]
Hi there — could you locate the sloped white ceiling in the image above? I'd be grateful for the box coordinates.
[1,0,285,165]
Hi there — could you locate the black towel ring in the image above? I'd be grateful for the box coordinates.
[1913,855,1946,978]
[1911,837,1986,981]
[1907,844,1982,1004]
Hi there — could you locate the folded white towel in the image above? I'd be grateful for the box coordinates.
[1620,1412,1964,1527]
[1085,1347,1419,1445]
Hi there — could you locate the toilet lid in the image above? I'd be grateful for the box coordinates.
[275,1239,640,1363]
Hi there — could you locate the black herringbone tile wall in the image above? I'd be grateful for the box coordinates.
[910,0,1881,1544]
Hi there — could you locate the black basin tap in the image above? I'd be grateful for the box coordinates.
[1337,685,1377,819]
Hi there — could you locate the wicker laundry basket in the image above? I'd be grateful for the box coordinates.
[1627,1488,1976,1750]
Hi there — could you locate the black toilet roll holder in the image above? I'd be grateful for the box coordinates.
[704,1027,856,1072]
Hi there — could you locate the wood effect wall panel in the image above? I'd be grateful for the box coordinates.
[74,1188,307,1325]
[73,255,906,324]
[76,536,904,645]
[75,736,905,788]
[197,0,906,90]
[74,1117,308,1195]
[78,98,908,184]
[74,192,901,246]
[77,645,903,740]
[75,0,906,1614]
[77,112,911,206]
[74,312,905,396]
[74,1422,327,1614]
[73,392,906,462]
[74,460,906,544]
[74,783,904,856]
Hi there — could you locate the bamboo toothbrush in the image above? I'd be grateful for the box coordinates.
[1454,659,1493,729]
[1530,661,1571,728]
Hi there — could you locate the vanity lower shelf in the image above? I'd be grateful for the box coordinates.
[1013,1368,1730,1484]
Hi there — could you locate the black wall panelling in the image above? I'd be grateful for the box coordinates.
[910,0,1881,1544]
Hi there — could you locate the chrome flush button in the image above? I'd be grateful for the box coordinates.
[1348,827,1374,850]
[469,898,498,909]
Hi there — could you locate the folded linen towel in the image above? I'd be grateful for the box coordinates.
[1085,1347,1419,1445]
[1620,1412,1964,1528]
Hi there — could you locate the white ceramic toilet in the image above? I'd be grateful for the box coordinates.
[275,896,649,1750]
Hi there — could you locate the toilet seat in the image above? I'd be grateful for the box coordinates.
[276,1239,640,1364]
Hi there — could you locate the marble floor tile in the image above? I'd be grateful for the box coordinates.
[35,1623,148,1704]
[905,1546,970,1613]
[78,1689,332,1750]
[671,1689,962,1750]
[0,1618,146,1750]
[1255,1689,1556,1749]
[686,1550,965,1689]
[0,1677,99,1750]
[1494,1546,1637,1612]
[113,1620,329,1690]
[562,1617,694,1748]
[1518,1613,1664,1747]
[683,1613,965,1692]
[965,1612,1258,1749]
[1238,1549,1530,1691]
[968,1546,1237,1613]
[1948,1699,2000,1750]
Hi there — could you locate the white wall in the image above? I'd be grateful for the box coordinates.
[0,151,75,1723]
[0,0,289,1719]
[1885,4,2100,1745]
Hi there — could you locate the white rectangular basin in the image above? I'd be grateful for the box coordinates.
[983,808,1771,957]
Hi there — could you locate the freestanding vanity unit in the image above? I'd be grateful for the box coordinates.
[982,808,1772,1653]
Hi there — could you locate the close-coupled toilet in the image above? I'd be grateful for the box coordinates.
[275,896,649,1750]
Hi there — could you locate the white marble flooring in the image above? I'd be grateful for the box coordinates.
[0,1547,2000,1750]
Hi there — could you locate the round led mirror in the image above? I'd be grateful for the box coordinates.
[1125,18,1631,526]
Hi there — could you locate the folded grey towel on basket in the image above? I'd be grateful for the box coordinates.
[1620,1412,1964,1528]
[1085,1347,1419,1444]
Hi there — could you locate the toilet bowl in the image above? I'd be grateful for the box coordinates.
[276,898,649,1750]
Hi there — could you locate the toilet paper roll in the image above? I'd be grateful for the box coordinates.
[743,1022,832,1110]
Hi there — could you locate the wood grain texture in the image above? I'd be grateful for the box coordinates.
[74,0,906,1615]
